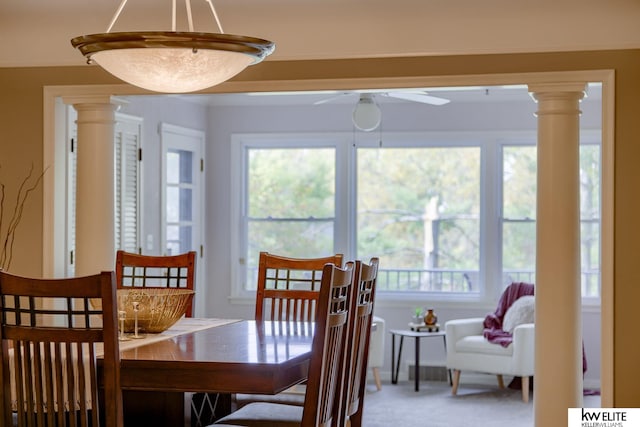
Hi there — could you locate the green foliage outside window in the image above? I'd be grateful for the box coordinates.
[502,146,537,273]
[245,148,335,289]
[357,147,480,292]
[241,140,600,297]
[502,144,601,296]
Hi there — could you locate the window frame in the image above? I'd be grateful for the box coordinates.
[230,130,602,306]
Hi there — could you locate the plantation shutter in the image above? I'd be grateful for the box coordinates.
[114,114,142,253]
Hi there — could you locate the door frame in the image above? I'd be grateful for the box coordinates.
[42,68,615,405]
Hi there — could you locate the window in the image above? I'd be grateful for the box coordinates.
[580,144,601,298]
[501,142,601,298]
[233,131,601,301]
[165,148,195,254]
[357,146,480,293]
[237,140,340,291]
[501,145,537,285]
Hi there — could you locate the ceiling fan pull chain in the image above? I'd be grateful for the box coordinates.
[105,0,130,33]
[205,0,225,33]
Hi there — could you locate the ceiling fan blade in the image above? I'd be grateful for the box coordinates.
[384,91,450,105]
[312,92,353,105]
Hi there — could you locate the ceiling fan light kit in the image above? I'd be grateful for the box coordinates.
[315,90,451,132]
[71,0,274,93]
[352,94,382,131]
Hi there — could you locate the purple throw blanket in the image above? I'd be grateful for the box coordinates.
[483,281,587,374]
[483,282,535,347]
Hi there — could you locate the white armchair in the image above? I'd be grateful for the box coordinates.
[367,315,385,390]
[445,317,535,402]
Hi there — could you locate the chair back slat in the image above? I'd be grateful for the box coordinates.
[0,271,122,427]
[341,258,379,427]
[255,252,343,323]
[300,262,353,427]
[115,250,197,317]
[54,344,65,427]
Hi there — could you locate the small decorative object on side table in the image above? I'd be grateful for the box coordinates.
[424,308,438,326]
[409,322,440,332]
[409,307,439,331]
[412,307,423,325]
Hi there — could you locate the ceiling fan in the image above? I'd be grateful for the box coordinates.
[314,90,451,132]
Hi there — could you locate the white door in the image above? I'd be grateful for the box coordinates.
[160,123,205,315]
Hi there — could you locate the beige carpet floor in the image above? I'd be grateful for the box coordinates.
[361,379,600,427]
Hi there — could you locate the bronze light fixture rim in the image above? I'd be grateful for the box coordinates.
[71,31,275,63]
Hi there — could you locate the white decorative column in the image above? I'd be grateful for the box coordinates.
[63,95,119,276]
[529,83,586,426]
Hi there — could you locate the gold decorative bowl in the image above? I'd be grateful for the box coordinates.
[116,288,194,333]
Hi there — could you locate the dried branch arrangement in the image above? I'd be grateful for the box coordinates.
[0,164,46,271]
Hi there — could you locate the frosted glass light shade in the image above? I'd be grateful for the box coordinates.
[72,32,275,93]
[352,96,382,131]
[92,48,253,93]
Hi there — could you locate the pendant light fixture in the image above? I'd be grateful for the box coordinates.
[71,0,274,93]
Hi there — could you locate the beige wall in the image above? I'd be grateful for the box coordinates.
[1,49,639,404]
[0,67,115,276]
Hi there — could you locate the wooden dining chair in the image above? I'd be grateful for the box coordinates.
[0,270,122,427]
[231,252,344,410]
[213,262,354,427]
[339,258,379,427]
[254,252,344,323]
[115,250,197,317]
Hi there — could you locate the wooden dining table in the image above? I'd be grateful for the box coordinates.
[100,318,314,426]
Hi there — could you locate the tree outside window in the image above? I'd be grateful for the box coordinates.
[357,146,480,293]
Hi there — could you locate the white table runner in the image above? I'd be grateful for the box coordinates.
[99,317,240,356]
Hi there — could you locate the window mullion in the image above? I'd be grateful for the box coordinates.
[482,139,501,303]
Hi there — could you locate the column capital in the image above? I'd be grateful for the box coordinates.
[529,83,586,116]
[528,82,587,102]
[62,94,116,105]
[61,95,129,112]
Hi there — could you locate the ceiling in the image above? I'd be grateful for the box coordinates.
[2,0,640,67]
[172,83,602,108]
[0,1,619,110]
